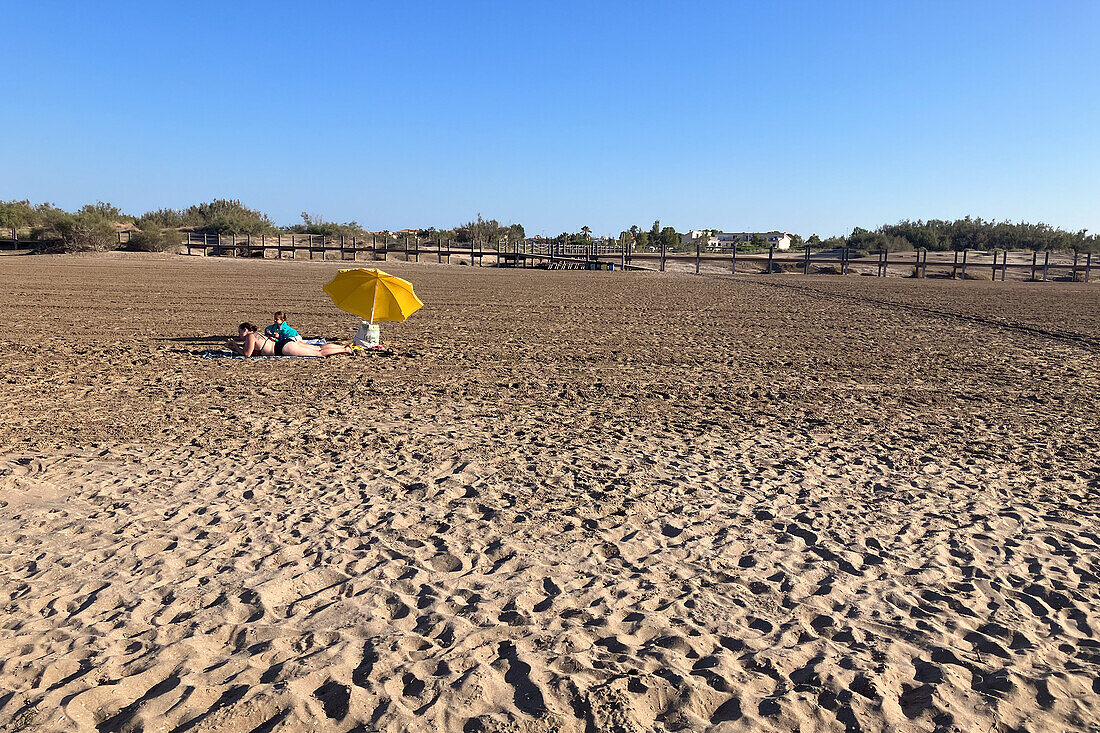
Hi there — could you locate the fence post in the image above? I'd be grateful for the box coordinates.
[921,248,928,278]
[731,243,737,274]
[804,243,810,275]
[1030,251,1037,281]
[883,249,890,276]
[660,239,666,272]
[695,238,701,275]
[1043,250,1050,281]
[960,250,968,279]
[1085,251,1092,283]
[1001,250,1007,281]
[767,244,774,273]
[1072,249,1080,281]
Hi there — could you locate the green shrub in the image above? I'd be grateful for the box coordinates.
[40,214,117,252]
[189,199,274,234]
[33,202,124,252]
[136,208,186,229]
[1,200,68,233]
[129,226,181,252]
[133,200,275,235]
[0,200,36,229]
[290,213,366,237]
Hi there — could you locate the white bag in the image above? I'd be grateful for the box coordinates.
[353,321,381,347]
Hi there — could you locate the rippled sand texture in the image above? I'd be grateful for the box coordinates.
[1,254,1098,732]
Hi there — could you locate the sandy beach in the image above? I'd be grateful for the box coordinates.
[1,254,1098,732]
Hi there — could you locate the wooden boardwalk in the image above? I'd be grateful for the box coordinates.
[174,234,1094,282]
[1,227,1093,282]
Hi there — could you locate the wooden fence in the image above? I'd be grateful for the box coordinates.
[176,233,1093,282]
[1,227,1093,282]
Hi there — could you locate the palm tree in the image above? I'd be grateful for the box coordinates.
[581,225,592,242]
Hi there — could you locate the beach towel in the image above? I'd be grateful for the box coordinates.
[202,339,327,359]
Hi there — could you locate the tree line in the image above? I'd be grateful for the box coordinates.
[2,198,1096,254]
[0,200,525,254]
[848,217,1099,253]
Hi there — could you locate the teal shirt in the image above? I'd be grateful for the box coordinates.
[265,322,299,340]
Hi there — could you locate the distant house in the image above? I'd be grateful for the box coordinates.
[683,230,792,251]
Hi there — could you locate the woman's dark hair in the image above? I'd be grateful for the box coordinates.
[274,311,286,320]
[239,322,259,333]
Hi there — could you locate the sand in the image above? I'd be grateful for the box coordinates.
[0,254,1098,732]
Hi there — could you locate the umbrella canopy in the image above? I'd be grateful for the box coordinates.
[323,268,424,323]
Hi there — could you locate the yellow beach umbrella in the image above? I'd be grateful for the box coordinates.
[323,268,424,324]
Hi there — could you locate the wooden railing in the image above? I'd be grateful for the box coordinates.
[1,227,1093,281]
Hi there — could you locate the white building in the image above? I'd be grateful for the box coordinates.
[683,230,792,251]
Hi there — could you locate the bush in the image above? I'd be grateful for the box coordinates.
[2,200,70,237]
[878,217,1100,252]
[189,199,274,235]
[40,214,117,252]
[290,213,366,237]
[0,200,36,229]
[30,201,126,252]
[136,208,186,229]
[133,200,275,235]
[129,226,181,252]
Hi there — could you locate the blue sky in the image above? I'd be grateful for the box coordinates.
[3,1,1098,237]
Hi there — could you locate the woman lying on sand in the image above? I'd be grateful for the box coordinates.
[225,323,353,357]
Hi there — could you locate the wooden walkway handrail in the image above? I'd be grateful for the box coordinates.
[3,228,1089,282]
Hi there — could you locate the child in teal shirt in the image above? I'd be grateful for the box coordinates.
[264,311,301,343]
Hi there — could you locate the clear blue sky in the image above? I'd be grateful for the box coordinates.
[3,1,1098,238]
